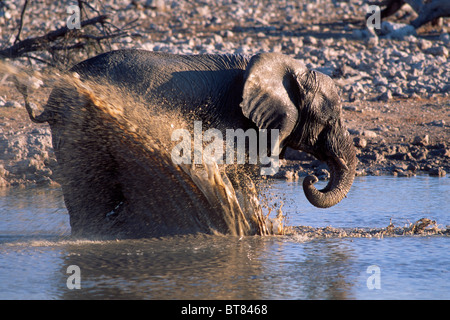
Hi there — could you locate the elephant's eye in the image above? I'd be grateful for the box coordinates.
[319,93,340,123]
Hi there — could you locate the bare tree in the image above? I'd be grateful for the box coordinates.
[1,0,140,123]
[0,0,138,68]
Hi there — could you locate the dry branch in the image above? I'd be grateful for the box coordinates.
[14,0,29,44]
[0,15,109,60]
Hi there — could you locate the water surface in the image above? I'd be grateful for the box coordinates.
[0,175,449,299]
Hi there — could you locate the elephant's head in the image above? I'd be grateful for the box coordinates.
[240,53,356,208]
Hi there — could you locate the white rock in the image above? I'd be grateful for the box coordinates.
[390,25,416,39]
[222,30,234,38]
[418,38,433,51]
[145,0,166,11]
[354,137,367,148]
[213,34,223,44]
[2,101,21,108]
[374,76,388,86]
[380,21,404,34]
[363,130,378,138]
[195,6,211,16]
[304,36,317,45]
[380,21,416,39]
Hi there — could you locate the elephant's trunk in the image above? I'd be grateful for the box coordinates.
[302,134,356,208]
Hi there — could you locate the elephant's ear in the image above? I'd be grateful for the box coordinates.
[240,53,308,144]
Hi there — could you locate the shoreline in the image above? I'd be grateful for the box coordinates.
[0,92,448,189]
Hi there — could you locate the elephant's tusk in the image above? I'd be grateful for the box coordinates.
[335,157,349,171]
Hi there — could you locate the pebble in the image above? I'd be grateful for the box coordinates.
[304,36,318,45]
[413,135,429,146]
[2,101,21,108]
[439,33,450,44]
[354,137,367,148]
[343,105,359,112]
[374,76,388,86]
[222,30,234,38]
[424,46,449,57]
[428,120,446,127]
[429,168,447,177]
[145,0,166,11]
[418,39,433,51]
[378,90,392,102]
[396,170,415,177]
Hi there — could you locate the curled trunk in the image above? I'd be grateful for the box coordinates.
[302,136,357,208]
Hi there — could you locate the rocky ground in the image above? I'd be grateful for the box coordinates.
[0,0,449,187]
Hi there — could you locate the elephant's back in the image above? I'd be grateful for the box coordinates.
[69,50,184,90]
[65,50,250,127]
[69,49,249,95]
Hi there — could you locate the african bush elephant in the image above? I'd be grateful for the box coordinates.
[26,50,356,238]
[379,0,450,28]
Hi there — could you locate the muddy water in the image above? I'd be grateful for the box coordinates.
[0,175,449,300]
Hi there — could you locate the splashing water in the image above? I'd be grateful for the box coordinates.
[0,61,285,237]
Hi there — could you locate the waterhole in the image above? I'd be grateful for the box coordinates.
[0,175,448,299]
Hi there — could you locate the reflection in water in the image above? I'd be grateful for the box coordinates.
[258,239,357,300]
[60,236,270,300]
[51,235,358,300]
[0,175,449,299]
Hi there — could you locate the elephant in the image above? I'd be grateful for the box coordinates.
[378,0,450,28]
[24,50,356,238]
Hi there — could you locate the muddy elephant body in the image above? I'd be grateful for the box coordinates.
[37,50,356,238]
